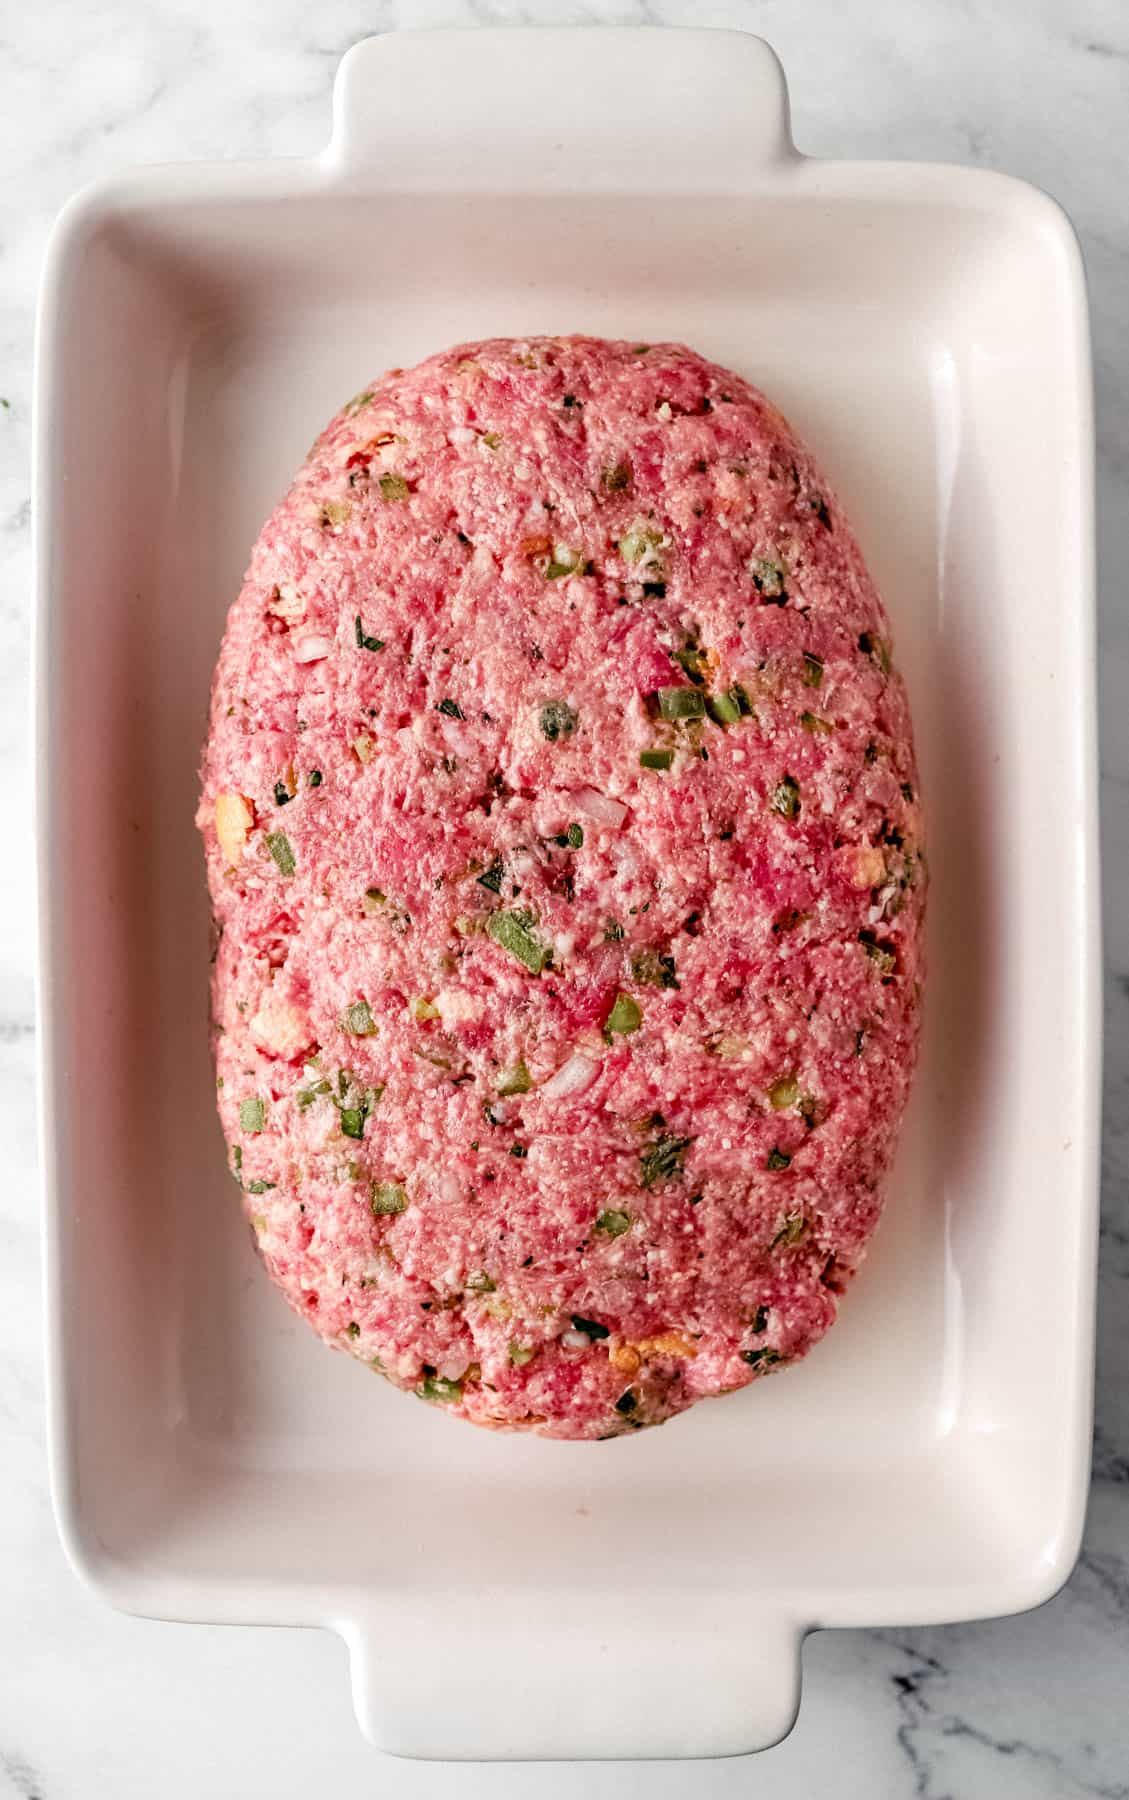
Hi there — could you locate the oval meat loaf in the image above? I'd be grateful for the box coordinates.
[198,335,925,1440]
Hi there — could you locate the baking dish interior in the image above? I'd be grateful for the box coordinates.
[42,171,1094,1632]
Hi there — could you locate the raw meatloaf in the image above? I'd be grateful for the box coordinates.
[198,335,925,1440]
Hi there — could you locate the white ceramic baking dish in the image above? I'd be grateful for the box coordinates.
[35,27,1099,1761]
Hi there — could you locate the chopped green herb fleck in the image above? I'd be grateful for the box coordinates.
[509,1342,535,1366]
[539,699,578,740]
[570,1315,610,1340]
[595,1208,632,1237]
[630,948,678,989]
[770,776,801,820]
[371,1181,408,1216]
[509,1143,529,1159]
[604,919,625,942]
[740,1347,782,1368]
[766,1146,792,1171]
[706,688,742,727]
[354,615,384,652]
[656,685,706,723]
[800,711,834,735]
[639,747,674,771]
[639,1134,693,1188]
[618,525,663,565]
[545,545,583,580]
[674,643,709,685]
[340,1091,377,1140]
[481,431,502,449]
[859,632,892,674]
[343,998,377,1036]
[752,1305,770,1334]
[485,910,549,975]
[477,857,505,894]
[309,769,323,787]
[773,1211,806,1247]
[239,1098,265,1133]
[496,1062,532,1097]
[266,832,295,876]
[273,780,291,806]
[751,557,786,598]
[379,472,410,502]
[246,1179,275,1195]
[232,1144,243,1172]
[409,996,439,1022]
[465,1270,496,1295]
[802,653,824,688]
[859,931,897,977]
[436,697,465,720]
[296,1079,331,1109]
[605,993,642,1037]
[567,822,584,848]
[419,1375,462,1403]
[767,1076,800,1111]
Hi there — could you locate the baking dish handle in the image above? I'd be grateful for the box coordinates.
[340,1600,803,1760]
[324,27,797,192]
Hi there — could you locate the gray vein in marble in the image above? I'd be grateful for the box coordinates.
[1077,1546,1129,1621]
[1093,1423,1129,1486]
[0,1752,45,1800]
[1071,36,1128,59]
[872,1627,1129,1800]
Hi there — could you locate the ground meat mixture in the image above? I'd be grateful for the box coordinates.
[198,335,925,1440]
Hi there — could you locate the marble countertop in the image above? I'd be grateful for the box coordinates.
[3,1,1127,1794]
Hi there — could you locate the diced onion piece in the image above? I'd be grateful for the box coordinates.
[572,786,628,830]
[294,634,333,663]
[437,1172,461,1206]
[542,1052,600,1102]
[215,792,253,864]
[251,990,313,1059]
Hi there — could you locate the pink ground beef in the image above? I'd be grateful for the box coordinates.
[198,335,925,1440]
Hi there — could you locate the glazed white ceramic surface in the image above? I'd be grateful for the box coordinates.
[22,13,1110,1785]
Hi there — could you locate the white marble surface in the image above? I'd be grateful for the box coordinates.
[3,1,1127,1794]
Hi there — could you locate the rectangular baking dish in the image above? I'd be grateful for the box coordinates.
[35,27,1099,1761]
